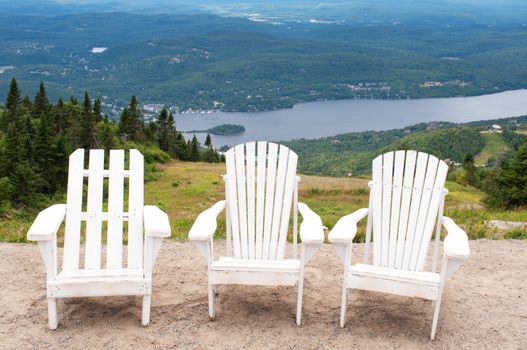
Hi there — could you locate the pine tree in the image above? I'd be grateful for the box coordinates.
[204,134,212,148]
[145,121,157,143]
[190,135,201,161]
[32,81,50,119]
[156,108,169,152]
[203,133,215,162]
[2,78,22,131]
[93,98,102,124]
[80,91,96,148]
[53,98,67,133]
[462,153,477,187]
[99,117,115,152]
[34,108,56,193]
[54,133,69,188]
[21,95,32,114]
[484,140,527,208]
[119,95,144,142]
[175,132,188,160]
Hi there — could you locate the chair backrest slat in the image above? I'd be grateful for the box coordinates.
[369,150,447,272]
[380,151,393,267]
[84,149,105,270]
[234,144,249,259]
[62,149,85,271]
[269,145,290,260]
[277,150,298,259]
[245,142,256,259]
[225,142,298,261]
[387,150,405,268]
[225,151,241,257]
[127,149,144,269]
[394,150,417,269]
[107,150,125,269]
[262,143,278,260]
[255,142,267,259]
[371,156,383,266]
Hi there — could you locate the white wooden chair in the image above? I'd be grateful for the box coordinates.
[27,149,171,329]
[189,142,324,325]
[329,150,470,339]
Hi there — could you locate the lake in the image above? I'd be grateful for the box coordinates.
[180,89,527,148]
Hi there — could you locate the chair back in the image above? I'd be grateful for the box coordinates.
[224,142,298,260]
[62,149,144,271]
[367,150,448,271]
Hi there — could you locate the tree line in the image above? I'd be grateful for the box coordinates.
[0,78,222,211]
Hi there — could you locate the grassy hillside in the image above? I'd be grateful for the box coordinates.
[144,161,527,242]
[474,132,510,165]
[1,160,526,244]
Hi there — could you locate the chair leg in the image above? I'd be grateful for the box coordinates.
[296,277,304,326]
[208,283,215,320]
[141,295,151,326]
[340,285,348,328]
[430,295,443,340]
[47,298,58,330]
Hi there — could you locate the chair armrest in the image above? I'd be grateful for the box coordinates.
[298,203,324,244]
[189,200,226,242]
[144,205,171,238]
[27,204,67,241]
[442,216,470,260]
[328,208,369,244]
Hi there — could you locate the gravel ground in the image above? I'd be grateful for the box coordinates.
[0,239,526,349]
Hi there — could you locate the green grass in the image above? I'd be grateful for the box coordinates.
[504,228,527,240]
[474,132,510,165]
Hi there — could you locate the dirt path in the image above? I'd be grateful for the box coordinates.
[0,240,526,349]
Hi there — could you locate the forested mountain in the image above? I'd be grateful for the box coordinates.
[1,6,526,113]
[283,116,527,176]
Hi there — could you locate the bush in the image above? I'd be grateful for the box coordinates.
[504,228,527,240]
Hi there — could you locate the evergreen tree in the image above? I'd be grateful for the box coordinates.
[156,108,169,152]
[190,135,201,161]
[53,98,67,134]
[175,132,188,160]
[2,78,22,131]
[204,134,212,148]
[145,121,157,143]
[484,140,527,208]
[119,95,144,142]
[203,133,216,162]
[93,98,102,124]
[54,133,69,187]
[462,153,477,187]
[80,91,96,148]
[32,81,50,119]
[34,108,56,193]
[99,117,115,152]
[21,95,32,114]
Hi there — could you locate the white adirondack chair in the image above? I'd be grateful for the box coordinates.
[189,142,324,325]
[329,150,470,340]
[27,149,171,329]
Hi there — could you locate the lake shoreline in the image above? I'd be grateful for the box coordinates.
[178,89,527,148]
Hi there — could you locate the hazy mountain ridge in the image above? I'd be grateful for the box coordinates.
[1,3,526,114]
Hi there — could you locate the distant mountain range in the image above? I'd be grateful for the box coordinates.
[1,2,526,114]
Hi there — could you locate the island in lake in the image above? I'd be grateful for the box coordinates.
[187,124,246,136]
